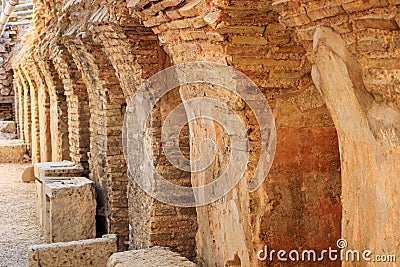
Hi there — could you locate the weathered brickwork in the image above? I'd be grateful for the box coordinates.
[0,27,25,122]
[34,58,70,162]
[269,1,400,266]
[50,46,91,171]
[125,0,341,266]
[21,62,41,163]
[29,59,52,162]
[10,0,400,266]
[14,0,198,256]
[15,69,32,151]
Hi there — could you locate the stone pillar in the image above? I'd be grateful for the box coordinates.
[31,62,52,162]
[14,72,24,140]
[312,26,400,266]
[91,24,198,258]
[22,65,40,163]
[35,56,71,162]
[63,38,129,249]
[16,69,32,153]
[52,45,91,171]
[128,1,342,265]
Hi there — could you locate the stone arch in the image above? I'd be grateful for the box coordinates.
[15,69,32,154]
[50,44,91,171]
[128,0,342,265]
[271,0,400,262]
[20,63,41,163]
[29,58,53,162]
[34,56,71,162]
[313,26,400,263]
[89,23,197,259]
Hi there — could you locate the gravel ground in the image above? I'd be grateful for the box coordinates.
[0,163,44,267]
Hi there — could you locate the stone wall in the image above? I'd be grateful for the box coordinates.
[126,0,341,265]
[0,102,13,120]
[0,2,32,125]
[271,1,400,265]
[13,0,198,255]
[0,30,18,121]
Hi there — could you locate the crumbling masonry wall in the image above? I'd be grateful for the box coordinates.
[272,1,400,265]
[127,0,341,266]
[12,0,400,266]
[13,0,198,256]
[0,26,28,122]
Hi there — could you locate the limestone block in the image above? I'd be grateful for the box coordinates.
[28,234,117,267]
[33,160,84,181]
[44,177,96,243]
[22,166,35,183]
[106,247,196,267]
[0,140,26,163]
[34,161,84,228]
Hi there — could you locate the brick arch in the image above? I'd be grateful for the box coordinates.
[34,56,71,162]
[50,44,91,171]
[129,0,342,266]
[14,69,31,151]
[20,62,41,163]
[14,72,25,140]
[90,24,168,100]
[62,37,129,249]
[271,0,400,262]
[88,23,198,259]
[27,57,53,162]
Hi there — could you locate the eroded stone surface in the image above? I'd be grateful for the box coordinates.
[9,0,400,266]
[312,26,400,266]
[33,161,86,230]
[106,247,195,267]
[44,177,96,243]
[22,166,35,183]
[28,234,117,267]
[34,161,84,182]
[0,140,27,163]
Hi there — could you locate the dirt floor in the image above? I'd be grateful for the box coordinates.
[0,163,43,267]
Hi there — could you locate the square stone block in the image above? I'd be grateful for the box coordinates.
[34,161,84,182]
[0,140,26,163]
[34,161,85,230]
[44,177,96,243]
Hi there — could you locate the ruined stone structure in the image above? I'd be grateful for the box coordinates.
[0,1,32,136]
[10,0,400,266]
[0,29,20,122]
